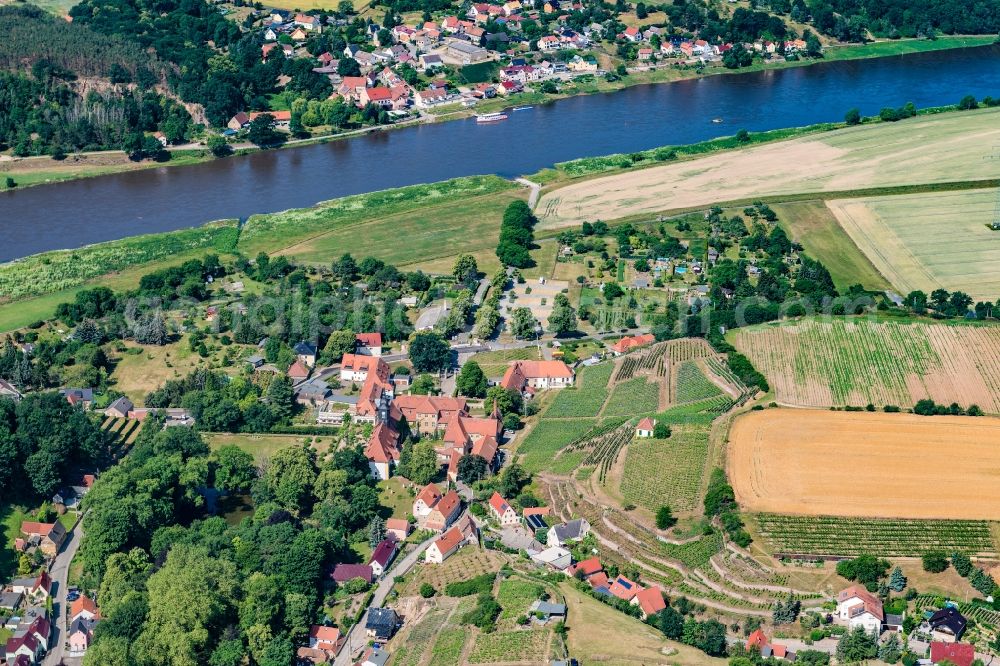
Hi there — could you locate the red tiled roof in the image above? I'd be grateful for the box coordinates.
[310,624,341,647]
[365,87,393,101]
[71,595,99,619]
[500,360,573,391]
[288,360,310,379]
[572,556,603,577]
[588,571,610,589]
[523,506,551,517]
[931,641,975,666]
[608,575,638,601]
[435,490,460,518]
[386,518,409,536]
[637,417,655,431]
[611,333,655,353]
[635,587,666,616]
[746,628,768,650]
[21,521,56,537]
[365,423,400,464]
[393,395,467,422]
[355,332,382,348]
[416,483,442,507]
[838,585,884,620]
[433,525,465,556]
[489,492,512,516]
[340,354,388,377]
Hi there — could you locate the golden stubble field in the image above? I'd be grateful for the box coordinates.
[728,408,1000,520]
[536,107,1000,229]
[828,189,1000,300]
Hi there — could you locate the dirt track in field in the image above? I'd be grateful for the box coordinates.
[728,409,1000,520]
[537,108,1000,229]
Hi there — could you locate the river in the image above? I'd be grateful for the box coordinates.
[2,44,999,262]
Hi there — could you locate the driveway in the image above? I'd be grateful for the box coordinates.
[43,515,85,666]
[333,531,438,666]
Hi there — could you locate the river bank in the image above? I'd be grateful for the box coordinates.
[0,35,993,192]
[1,101,997,333]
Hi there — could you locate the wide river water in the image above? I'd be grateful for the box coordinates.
[2,44,999,262]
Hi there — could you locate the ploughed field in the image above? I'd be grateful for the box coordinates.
[828,189,1000,300]
[536,108,1000,229]
[730,318,1000,412]
[728,408,1000,521]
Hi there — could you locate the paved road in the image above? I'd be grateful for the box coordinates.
[334,532,438,666]
[43,516,85,666]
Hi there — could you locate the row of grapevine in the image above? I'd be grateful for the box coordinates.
[754,514,997,557]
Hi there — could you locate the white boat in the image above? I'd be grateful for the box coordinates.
[513,106,534,111]
[711,117,723,123]
[476,112,508,123]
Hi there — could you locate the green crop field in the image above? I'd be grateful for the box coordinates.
[751,514,998,557]
[240,176,521,266]
[773,201,890,292]
[468,629,549,664]
[603,376,660,416]
[620,424,710,513]
[427,628,466,666]
[731,317,1000,412]
[543,362,614,418]
[390,606,451,666]
[467,347,541,378]
[518,418,596,472]
[496,579,545,623]
[674,362,723,404]
[828,189,1000,300]
[660,530,724,568]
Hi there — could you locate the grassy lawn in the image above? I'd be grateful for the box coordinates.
[560,581,725,665]
[467,346,541,378]
[0,150,211,190]
[240,175,521,261]
[0,505,29,579]
[203,432,324,459]
[773,200,890,292]
[110,341,209,401]
[821,35,997,60]
[378,477,413,520]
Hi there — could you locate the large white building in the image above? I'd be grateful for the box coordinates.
[836,585,884,634]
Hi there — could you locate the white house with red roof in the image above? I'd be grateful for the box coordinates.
[425,490,461,531]
[632,587,666,619]
[620,25,641,41]
[488,492,519,527]
[836,585,884,634]
[425,525,466,563]
[930,641,975,666]
[635,417,656,438]
[368,538,398,577]
[365,423,400,480]
[607,575,639,602]
[340,354,387,383]
[355,332,383,356]
[413,483,443,518]
[500,360,575,396]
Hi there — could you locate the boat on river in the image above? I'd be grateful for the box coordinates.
[513,106,534,111]
[476,112,508,123]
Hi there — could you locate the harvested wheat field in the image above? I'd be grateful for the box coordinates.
[828,190,1000,300]
[731,318,1000,412]
[729,408,1000,519]
[536,107,1000,229]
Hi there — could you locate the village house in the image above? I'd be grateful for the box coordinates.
[368,538,398,577]
[331,563,374,586]
[303,625,343,663]
[385,518,410,541]
[425,524,466,563]
[529,545,572,571]
[413,484,462,531]
[621,26,641,42]
[365,423,400,480]
[930,641,975,666]
[489,492,520,527]
[500,360,575,397]
[610,333,656,355]
[293,341,318,367]
[104,396,134,419]
[925,607,967,643]
[340,354,387,383]
[607,575,639,602]
[415,88,452,109]
[287,360,311,382]
[529,600,567,623]
[418,53,444,71]
[836,585,884,634]
[5,615,50,664]
[632,587,666,620]
[355,332,383,356]
[547,518,590,547]
[19,521,67,558]
[365,607,400,641]
[61,388,94,410]
[635,417,656,438]
[359,86,394,110]
[361,647,391,666]
[746,629,794,661]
